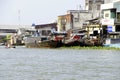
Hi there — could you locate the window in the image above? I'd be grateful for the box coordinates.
[111,9,116,18]
[74,18,79,22]
[97,5,100,10]
[116,25,120,32]
[93,30,98,36]
[47,30,51,35]
[105,13,109,17]
[117,13,120,22]
[89,5,92,10]
[61,19,66,24]
[42,30,46,36]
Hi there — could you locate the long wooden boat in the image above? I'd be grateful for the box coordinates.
[23,32,67,48]
[25,39,62,48]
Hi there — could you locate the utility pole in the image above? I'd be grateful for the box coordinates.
[79,4,82,29]
[18,9,21,26]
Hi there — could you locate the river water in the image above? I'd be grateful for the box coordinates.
[0,46,120,80]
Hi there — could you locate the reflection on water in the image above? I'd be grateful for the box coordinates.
[0,46,120,80]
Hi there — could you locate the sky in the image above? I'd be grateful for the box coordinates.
[0,0,85,25]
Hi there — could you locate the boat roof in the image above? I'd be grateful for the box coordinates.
[50,31,67,35]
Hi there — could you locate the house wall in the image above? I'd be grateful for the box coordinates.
[101,3,114,10]
[37,27,52,36]
[114,2,120,12]
[57,14,73,32]
[67,10,92,29]
[104,0,113,3]
[35,23,57,36]
[85,0,104,18]
[103,10,111,19]
[101,1,120,12]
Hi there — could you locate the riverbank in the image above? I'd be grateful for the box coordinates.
[5,45,120,50]
[59,46,120,50]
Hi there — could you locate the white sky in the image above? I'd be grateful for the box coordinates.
[0,0,85,25]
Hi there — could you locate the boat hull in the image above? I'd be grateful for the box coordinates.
[25,40,63,48]
[80,38,103,46]
[24,36,63,48]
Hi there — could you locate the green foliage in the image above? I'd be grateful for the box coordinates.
[6,35,11,40]
[0,37,7,43]
[0,35,11,43]
[59,46,120,50]
[2,37,7,42]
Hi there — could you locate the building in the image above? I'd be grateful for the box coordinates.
[57,14,73,32]
[104,0,120,3]
[101,1,120,39]
[67,10,92,29]
[85,0,104,18]
[35,23,57,36]
[57,10,92,32]
[104,0,113,3]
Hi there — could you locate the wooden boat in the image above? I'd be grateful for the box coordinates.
[24,32,67,48]
[63,33,84,46]
[80,37,103,46]
[38,40,62,48]
[25,39,61,48]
